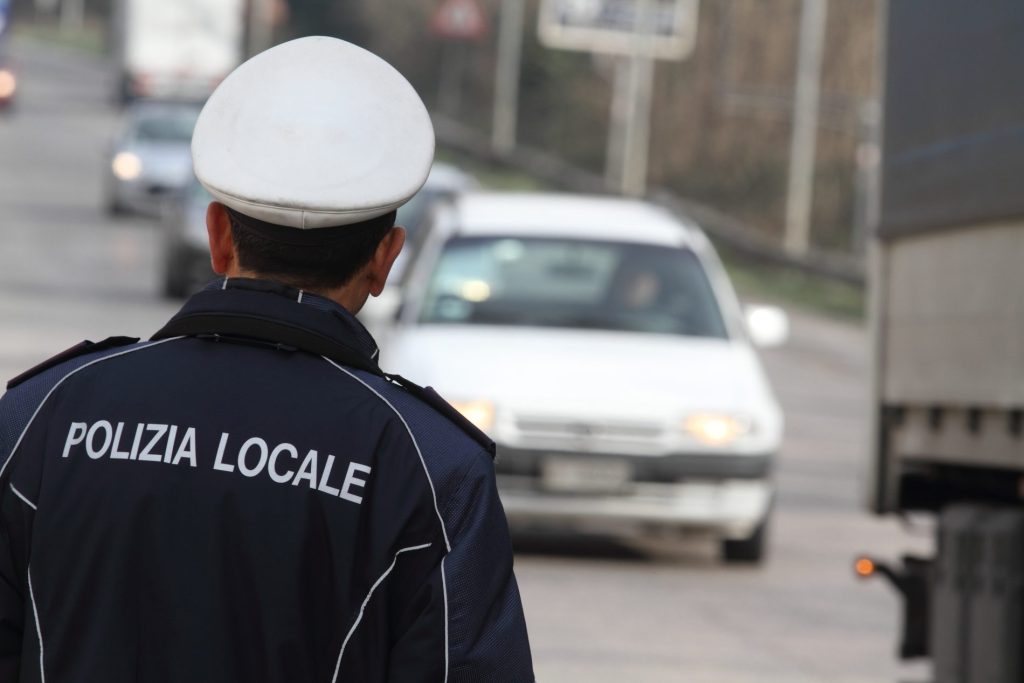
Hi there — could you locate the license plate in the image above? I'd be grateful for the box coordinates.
[541,457,632,494]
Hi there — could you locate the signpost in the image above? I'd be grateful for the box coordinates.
[492,0,526,155]
[539,0,698,59]
[538,0,699,196]
[430,0,488,116]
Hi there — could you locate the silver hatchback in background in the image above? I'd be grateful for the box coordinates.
[159,177,214,298]
[104,101,199,216]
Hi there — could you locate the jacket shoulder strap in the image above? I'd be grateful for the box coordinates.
[153,313,383,375]
[7,336,140,390]
[385,373,497,459]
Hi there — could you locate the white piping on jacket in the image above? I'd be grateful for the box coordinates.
[0,338,184,485]
[9,482,36,510]
[28,566,45,682]
[331,543,433,682]
[321,358,451,552]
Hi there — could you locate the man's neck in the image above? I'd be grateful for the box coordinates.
[228,268,369,314]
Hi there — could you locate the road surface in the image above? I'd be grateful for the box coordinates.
[0,38,929,682]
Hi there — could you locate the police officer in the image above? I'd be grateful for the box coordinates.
[0,37,534,682]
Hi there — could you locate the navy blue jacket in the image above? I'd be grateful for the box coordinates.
[0,279,534,682]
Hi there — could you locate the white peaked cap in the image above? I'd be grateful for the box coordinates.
[191,36,435,229]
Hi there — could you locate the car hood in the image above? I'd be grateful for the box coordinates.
[381,325,780,422]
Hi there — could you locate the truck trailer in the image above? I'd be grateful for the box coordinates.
[866,1,1024,680]
[111,0,246,104]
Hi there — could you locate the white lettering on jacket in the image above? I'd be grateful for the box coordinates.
[60,422,370,505]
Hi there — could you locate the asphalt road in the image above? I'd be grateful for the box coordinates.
[0,39,930,682]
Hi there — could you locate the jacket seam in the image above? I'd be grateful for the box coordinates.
[0,338,185,486]
[8,483,36,511]
[331,542,434,682]
[441,455,490,540]
[321,358,451,551]
[321,359,456,682]
[28,565,45,682]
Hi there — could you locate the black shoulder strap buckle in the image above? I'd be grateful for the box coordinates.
[385,373,497,458]
[7,336,140,390]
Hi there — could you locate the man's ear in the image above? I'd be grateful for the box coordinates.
[207,202,236,275]
[367,226,406,297]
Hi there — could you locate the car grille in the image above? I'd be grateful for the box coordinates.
[514,416,664,453]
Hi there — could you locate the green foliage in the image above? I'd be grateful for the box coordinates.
[12,20,106,56]
[721,248,865,320]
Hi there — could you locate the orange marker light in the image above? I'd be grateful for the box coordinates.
[854,557,875,578]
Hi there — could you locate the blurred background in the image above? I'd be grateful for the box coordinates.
[5,1,1019,682]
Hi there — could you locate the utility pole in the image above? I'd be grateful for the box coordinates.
[438,42,466,116]
[35,0,59,17]
[59,0,85,32]
[248,0,274,57]
[783,0,828,256]
[492,0,525,156]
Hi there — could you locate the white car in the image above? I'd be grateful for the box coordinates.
[379,193,787,563]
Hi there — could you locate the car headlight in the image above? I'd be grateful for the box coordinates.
[683,413,753,446]
[0,69,16,99]
[112,152,143,181]
[450,399,495,433]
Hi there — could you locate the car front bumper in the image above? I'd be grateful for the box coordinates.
[111,177,188,216]
[495,447,774,539]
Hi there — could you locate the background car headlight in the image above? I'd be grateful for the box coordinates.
[450,399,495,433]
[112,152,143,181]
[0,69,16,99]
[683,414,752,446]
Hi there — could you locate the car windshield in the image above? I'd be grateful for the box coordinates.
[418,236,729,338]
[134,110,198,143]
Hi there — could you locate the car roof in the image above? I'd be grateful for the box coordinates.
[449,192,698,248]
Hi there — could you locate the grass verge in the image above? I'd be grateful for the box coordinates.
[12,19,106,57]
[720,248,865,320]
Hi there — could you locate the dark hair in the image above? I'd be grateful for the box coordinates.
[228,209,394,291]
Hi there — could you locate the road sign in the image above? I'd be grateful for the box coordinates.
[538,0,699,60]
[431,0,489,42]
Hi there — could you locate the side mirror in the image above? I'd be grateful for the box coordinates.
[744,304,789,348]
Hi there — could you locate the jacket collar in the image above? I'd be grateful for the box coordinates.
[161,277,380,364]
